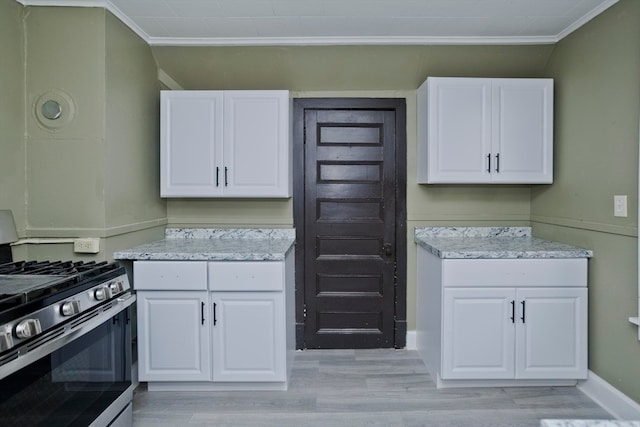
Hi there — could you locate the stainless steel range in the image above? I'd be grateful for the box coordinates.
[0,260,136,427]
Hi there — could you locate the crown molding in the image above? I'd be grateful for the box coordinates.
[147,35,559,47]
[556,0,619,41]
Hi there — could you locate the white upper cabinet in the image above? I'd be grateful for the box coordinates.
[417,77,553,184]
[161,90,291,198]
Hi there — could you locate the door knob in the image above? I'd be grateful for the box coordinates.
[383,243,393,257]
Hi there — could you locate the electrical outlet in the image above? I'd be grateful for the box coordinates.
[614,195,628,217]
[74,238,100,253]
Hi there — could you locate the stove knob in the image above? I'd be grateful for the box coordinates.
[61,300,81,317]
[15,319,42,339]
[109,281,124,294]
[94,287,112,301]
[0,332,14,351]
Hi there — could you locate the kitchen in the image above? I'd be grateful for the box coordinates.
[0,0,639,425]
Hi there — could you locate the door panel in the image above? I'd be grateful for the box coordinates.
[301,105,397,349]
[211,292,286,382]
[442,288,515,380]
[137,291,210,382]
[515,288,587,379]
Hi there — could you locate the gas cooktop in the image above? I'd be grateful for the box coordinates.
[0,260,130,356]
[0,261,122,311]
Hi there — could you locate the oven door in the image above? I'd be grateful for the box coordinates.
[0,295,135,427]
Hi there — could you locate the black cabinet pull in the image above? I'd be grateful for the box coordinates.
[224,167,228,187]
[510,300,515,323]
[201,302,205,325]
[213,302,217,325]
[216,167,220,187]
[496,153,500,173]
[487,154,491,173]
[520,300,526,323]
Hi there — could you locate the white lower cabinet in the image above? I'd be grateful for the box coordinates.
[442,287,587,381]
[417,246,588,388]
[133,256,294,390]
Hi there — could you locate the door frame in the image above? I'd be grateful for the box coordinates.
[292,98,407,349]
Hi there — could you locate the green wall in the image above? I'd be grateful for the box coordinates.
[1,3,166,261]
[532,0,640,404]
[0,0,26,235]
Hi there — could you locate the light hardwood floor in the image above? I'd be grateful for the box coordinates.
[132,349,611,426]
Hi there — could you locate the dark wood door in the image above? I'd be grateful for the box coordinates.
[293,99,406,349]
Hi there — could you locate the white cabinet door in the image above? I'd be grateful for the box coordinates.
[160,91,224,197]
[211,292,286,382]
[223,91,291,197]
[491,79,553,183]
[137,291,211,382]
[442,288,515,379]
[515,288,587,379]
[419,78,492,183]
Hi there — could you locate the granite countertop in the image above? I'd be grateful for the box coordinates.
[113,228,295,261]
[415,227,593,259]
[540,420,640,427]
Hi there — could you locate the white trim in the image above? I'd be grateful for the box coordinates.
[577,370,640,420]
[556,0,619,40]
[158,69,183,90]
[17,0,105,6]
[146,35,559,47]
[101,0,150,42]
[406,330,417,350]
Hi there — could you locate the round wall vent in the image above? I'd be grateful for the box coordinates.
[33,89,76,131]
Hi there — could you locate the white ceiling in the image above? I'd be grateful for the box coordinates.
[17,0,619,46]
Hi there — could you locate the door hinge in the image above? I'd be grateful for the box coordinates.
[303,304,307,318]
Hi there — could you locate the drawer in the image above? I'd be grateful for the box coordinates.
[209,261,283,291]
[133,261,207,290]
[442,258,587,287]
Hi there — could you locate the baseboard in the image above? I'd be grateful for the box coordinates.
[577,370,640,420]
[406,330,417,350]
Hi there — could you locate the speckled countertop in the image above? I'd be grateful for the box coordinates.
[113,228,295,261]
[415,227,593,259]
[540,420,640,427]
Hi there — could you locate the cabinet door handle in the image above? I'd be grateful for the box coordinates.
[213,302,217,326]
[496,153,500,173]
[201,302,205,325]
[510,300,515,323]
[216,167,220,187]
[520,300,526,323]
[224,167,228,187]
[487,154,491,173]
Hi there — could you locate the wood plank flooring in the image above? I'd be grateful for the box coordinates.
[132,349,611,426]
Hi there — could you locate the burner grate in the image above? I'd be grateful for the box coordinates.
[0,260,109,276]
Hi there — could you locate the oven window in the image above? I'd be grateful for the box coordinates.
[0,308,132,427]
